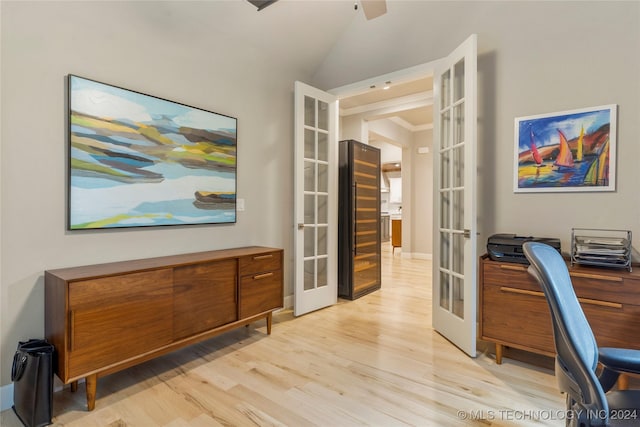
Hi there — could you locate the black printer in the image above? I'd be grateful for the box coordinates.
[487,234,561,264]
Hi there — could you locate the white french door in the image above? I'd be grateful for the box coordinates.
[432,35,478,357]
[293,81,338,316]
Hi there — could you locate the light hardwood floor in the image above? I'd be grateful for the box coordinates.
[3,244,589,426]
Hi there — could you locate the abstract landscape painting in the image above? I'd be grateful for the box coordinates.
[514,105,616,193]
[69,75,237,229]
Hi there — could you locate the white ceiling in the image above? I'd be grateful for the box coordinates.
[148,0,359,75]
[339,76,434,132]
[152,1,434,134]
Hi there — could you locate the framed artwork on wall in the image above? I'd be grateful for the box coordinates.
[514,104,617,193]
[68,75,237,230]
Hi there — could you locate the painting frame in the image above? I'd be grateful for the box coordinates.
[68,75,237,230]
[514,104,617,193]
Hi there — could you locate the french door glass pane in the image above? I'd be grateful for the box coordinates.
[318,163,328,193]
[317,226,327,255]
[317,195,328,224]
[440,191,450,229]
[441,110,451,149]
[440,149,450,189]
[440,70,451,109]
[453,146,464,188]
[317,258,328,288]
[304,194,315,224]
[318,132,328,161]
[304,227,315,257]
[318,101,329,131]
[452,276,464,318]
[454,102,465,144]
[452,232,464,274]
[304,129,315,159]
[440,271,450,310]
[304,161,315,192]
[304,96,315,127]
[453,189,464,230]
[304,259,315,291]
[454,59,465,102]
[440,232,450,269]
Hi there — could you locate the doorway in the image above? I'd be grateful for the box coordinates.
[331,70,435,262]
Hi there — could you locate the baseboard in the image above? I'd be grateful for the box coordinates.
[400,252,432,260]
[1,383,13,411]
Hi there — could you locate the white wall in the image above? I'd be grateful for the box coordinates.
[412,130,433,257]
[0,1,306,388]
[314,1,640,257]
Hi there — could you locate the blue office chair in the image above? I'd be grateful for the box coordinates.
[522,242,640,427]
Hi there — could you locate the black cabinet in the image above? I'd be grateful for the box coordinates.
[338,140,382,300]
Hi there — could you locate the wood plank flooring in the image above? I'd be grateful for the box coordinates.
[2,244,590,426]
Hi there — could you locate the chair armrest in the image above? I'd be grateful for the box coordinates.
[599,347,640,375]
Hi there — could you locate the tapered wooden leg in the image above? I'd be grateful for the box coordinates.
[495,344,503,365]
[70,381,78,392]
[86,374,97,411]
[266,312,272,335]
[618,374,629,390]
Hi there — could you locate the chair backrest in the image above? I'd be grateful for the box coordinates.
[522,242,609,415]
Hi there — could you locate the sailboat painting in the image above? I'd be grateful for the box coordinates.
[514,104,617,193]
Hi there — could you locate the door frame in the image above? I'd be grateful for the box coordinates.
[329,38,479,358]
[329,60,442,260]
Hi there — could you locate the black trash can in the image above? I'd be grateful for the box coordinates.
[11,339,54,427]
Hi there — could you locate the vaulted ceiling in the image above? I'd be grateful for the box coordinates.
[153,1,437,133]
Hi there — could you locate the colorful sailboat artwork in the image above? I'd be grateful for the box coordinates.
[530,129,543,166]
[553,129,574,169]
[576,125,584,162]
[584,137,610,186]
[515,104,616,192]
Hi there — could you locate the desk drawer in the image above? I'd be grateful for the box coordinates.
[482,262,542,292]
[570,271,640,305]
[481,283,555,355]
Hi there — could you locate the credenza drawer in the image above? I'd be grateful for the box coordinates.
[239,269,283,319]
[239,251,282,275]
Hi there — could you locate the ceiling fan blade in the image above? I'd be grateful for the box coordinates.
[360,0,387,20]
[247,0,279,11]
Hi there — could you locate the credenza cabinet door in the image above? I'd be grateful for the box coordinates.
[238,252,283,319]
[67,269,173,379]
[239,270,283,319]
[173,259,238,340]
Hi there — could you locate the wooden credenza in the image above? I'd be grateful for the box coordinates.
[45,246,283,411]
[479,254,640,366]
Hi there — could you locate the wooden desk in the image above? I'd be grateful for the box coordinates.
[480,254,640,364]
